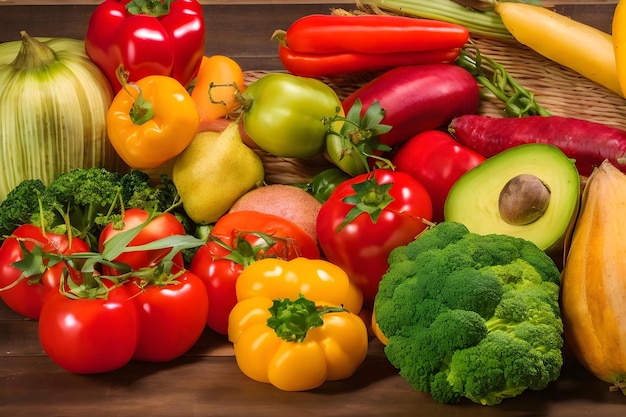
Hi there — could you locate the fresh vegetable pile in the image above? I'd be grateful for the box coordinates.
[2,0,626,406]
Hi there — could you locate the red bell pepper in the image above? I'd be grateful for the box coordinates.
[85,0,205,92]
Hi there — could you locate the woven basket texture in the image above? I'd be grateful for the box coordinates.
[243,3,626,185]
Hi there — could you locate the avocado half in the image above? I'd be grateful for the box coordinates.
[444,143,580,253]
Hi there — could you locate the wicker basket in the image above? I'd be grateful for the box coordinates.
[243,3,626,185]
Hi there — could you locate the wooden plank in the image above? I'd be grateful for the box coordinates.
[2,342,626,417]
[0,1,355,5]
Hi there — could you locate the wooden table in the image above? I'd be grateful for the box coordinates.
[2,2,626,416]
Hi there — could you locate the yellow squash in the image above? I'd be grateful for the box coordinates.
[561,160,626,394]
[495,2,623,97]
[613,0,626,96]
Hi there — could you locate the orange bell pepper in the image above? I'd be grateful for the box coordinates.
[191,55,245,126]
[106,69,200,170]
[227,258,368,391]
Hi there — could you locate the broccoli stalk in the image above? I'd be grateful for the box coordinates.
[375,221,563,406]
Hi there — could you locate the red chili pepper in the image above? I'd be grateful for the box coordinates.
[85,0,205,92]
[278,44,461,78]
[274,14,469,55]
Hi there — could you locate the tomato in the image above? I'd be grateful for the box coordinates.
[316,169,432,304]
[190,210,321,335]
[392,130,486,223]
[211,211,320,260]
[0,224,90,320]
[190,244,242,335]
[239,73,342,158]
[38,281,139,374]
[98,208,187,273]
[127,270,209,362]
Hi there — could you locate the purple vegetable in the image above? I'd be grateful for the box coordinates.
[449,114,626,177]
[342,64,480,147]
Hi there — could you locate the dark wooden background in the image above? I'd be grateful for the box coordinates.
[0,1,619,71]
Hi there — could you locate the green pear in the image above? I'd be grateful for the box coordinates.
[173,122,265,224]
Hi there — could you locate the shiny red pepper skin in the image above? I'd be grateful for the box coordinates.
[278,44,461,78]
[85,0,205,92]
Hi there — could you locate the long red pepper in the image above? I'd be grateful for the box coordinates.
[276,14,469,55]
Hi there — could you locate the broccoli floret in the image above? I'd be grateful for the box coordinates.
[41,168,124,240]
[121,170,180,213]
[0,179,47,239]
[0,167,188,251]
[374,221,564,405]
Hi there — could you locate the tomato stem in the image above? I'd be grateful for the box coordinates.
[324,99,394,174]
[208,229,281,267]
[337,174,395,231]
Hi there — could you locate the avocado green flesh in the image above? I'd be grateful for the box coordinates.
[444,144,580,252]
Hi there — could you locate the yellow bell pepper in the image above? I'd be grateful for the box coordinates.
[106,69,200,170]
[228,258,368,391]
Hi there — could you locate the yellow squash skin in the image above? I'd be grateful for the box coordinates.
[495,2,623,97]
[613,0,626,96]
[561,161,626,394]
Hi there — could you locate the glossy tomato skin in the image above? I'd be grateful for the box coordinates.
[128,271,209,362]
[0,224,90,320]
[210,211,320,260]
[316,170,432,304]
[190,244,241,335]
[392,130,486,223]
[38,282,139,374]
[98,208,186,273]
[190,210,321,335]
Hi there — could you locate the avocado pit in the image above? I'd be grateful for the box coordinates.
[498,174,551,225]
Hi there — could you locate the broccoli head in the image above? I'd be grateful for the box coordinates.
[374,221,563,406]
[0,179,47,239]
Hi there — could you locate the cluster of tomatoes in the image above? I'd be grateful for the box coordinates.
[0,208,209,374]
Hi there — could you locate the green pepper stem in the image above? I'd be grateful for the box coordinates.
[126,0,173,17]
[267,294,348,342]
[115,65,155,125]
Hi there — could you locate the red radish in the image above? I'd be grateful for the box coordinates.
[342,64,480,147]
[448,114,626,177]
